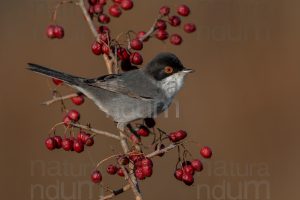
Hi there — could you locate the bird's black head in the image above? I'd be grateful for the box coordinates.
[143,52,192,81]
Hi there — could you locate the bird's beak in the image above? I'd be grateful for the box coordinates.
[182,68,195,73]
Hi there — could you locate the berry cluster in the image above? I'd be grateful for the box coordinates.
[46,1,197,72]
[45,130,94,153]
[174,146,212,186]
[87,117,212,186]
[46,25,64,39]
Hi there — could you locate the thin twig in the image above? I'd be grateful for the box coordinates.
[139,15,162,42]
[71,123,121,140]
[119,131,143,200]
[146,143,177,158]
[101,184,131,200]
[43,93,78,106]
[76,0,114,74]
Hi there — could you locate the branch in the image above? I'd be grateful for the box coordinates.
[42,93,78,106]
[100,184,131,200]
[119,131,143,200]
[139,15,162,42]
[146,143,177,158]
[76,1,142,199]
[77,0,114,74]
[71,123,121,140]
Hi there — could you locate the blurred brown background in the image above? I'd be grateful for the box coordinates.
[0,0,299,199]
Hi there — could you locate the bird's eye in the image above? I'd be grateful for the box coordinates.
[164,66,174,74]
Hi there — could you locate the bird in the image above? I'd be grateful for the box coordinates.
[27,52,193,130]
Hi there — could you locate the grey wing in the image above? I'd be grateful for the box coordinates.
[84,70,161,100]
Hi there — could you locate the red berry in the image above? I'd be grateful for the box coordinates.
[177,5,190,17]
[62,138,73,151]
[130,52,143,65]
[120,0,133,10]
[97,25,110,34]
[81,133,92,144]
[142,165,153,177]
[67,110,80,122]
[52,78,63,85]
[191,159,203,172]
[168,132,177,142]
[53,135,62,149]
[136,31,149,42]
[88,6,95,16]
[200,146,212,158]
[113,0,122,3]
[93,4,103,14]
[45,137,56,150]
[99,0,107,5]
[85,137,94,146]
[154,143,165,157]
[107,164,118,175]
[182,173,194,186]
[117,48,130,60]
[174,169,184,181]
[77,131,87,142]
[169,16,181,27]
[117,168,125,177]
[130,39,143,50]
[54,25,64,39]
[102,45,110,55]
[155,29,169,40]
[135,167,145,180]
[99,33,110,44]
[109,5,122,17]
[183,165,195,175]
[136,126,149,137]
[91,41,102,55]
[141,158,153,167]
[71,95,85,105]
[170,34,182,45]
[159,6,170,16]
[130,134,141,144]
[144,118,155,128]
[134,159,143,168]
[98,14,110,24]
[156,20,167,30]
[184,23,196,33]
[73,139,84,153]
[174,130,187,141]
[129,152,143,162]
[91,170,102,183]
[63,115,72,127]
[46,25,56,39]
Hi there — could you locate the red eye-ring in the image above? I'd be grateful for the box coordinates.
[164,66,173,74]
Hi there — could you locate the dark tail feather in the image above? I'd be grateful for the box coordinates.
[27,63,82,85]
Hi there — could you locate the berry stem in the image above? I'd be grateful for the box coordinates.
[71,123,121,140]
[52,0,74,23]
[43,92,79,106]
[139,15,162,42]
[95,154,122,169]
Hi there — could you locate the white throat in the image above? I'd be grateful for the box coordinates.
[159,72,187,99]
